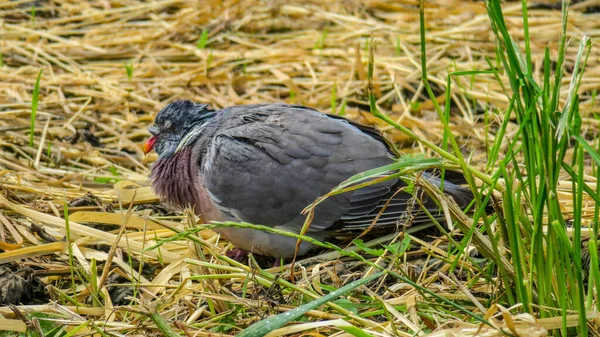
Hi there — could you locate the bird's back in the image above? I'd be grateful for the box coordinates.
[199,104,470,233]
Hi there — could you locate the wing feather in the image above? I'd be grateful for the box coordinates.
[201,104,397,232]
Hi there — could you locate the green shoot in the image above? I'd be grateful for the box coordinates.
[314,28,328,50]
[31,5,36,26]
[338,100,347,116]
[148,310,180,337]
[108,165,119,176]
[46,141,52,159]
[125,62,133,81]
[197,29,209,49]
[207,49,213,71]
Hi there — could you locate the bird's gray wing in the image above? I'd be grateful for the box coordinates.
[200,104,399,233]
[338,172,477,230]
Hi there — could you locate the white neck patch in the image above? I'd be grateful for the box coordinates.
[175,123,206,153]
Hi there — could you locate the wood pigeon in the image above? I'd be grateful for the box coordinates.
[144,100,475,258]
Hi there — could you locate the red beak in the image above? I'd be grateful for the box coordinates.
[143,136,157,154]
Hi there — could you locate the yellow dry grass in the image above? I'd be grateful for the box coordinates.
[1,0,600,336]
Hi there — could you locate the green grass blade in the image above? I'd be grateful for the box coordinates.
[148,311,180,337]
[573,143,587,335]
[237,272,383,337]
[339,326,377,337]
[197,29,209,49]
[449,69,497,76]
[31,5,36,26]
[588,239,600,310]
[556,36,591,141]
[125,62,133,81]
[314,28,328,50]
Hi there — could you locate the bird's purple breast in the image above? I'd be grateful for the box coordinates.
[150,146,200,211]
[150,146,225,222]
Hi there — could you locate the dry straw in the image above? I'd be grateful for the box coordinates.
[0,0,599,336]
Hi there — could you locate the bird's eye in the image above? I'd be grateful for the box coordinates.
[149,125,159,135]
[164,120,172,129]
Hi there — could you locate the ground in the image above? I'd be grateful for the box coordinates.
[0,0,599,336]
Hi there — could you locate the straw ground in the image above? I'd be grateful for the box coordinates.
[1,0,600,336]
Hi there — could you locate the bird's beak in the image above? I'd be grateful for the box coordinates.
[143,136,157,154]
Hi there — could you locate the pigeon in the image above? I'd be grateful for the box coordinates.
[144,100,475,259]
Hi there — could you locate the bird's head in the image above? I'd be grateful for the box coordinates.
[144,100,216,158]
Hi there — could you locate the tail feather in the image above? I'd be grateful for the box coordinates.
[334,170,487,234]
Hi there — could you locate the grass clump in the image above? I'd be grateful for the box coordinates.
[362,0,597,335]
[370,0,597,335]
[482,1,595,335]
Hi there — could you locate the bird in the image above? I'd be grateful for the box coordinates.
[144,100,476,259]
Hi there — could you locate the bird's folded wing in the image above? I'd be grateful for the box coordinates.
[200,105,398,233]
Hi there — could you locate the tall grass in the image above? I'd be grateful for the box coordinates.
[364,0,596,334]
[485,0,595,334]
[382,0,596,334]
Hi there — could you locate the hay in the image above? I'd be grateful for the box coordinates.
[0,0,599,335]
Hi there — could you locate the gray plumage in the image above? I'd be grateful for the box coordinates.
[147,100,473,258]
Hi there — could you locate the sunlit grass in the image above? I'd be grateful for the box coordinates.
[1,0,598,336]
